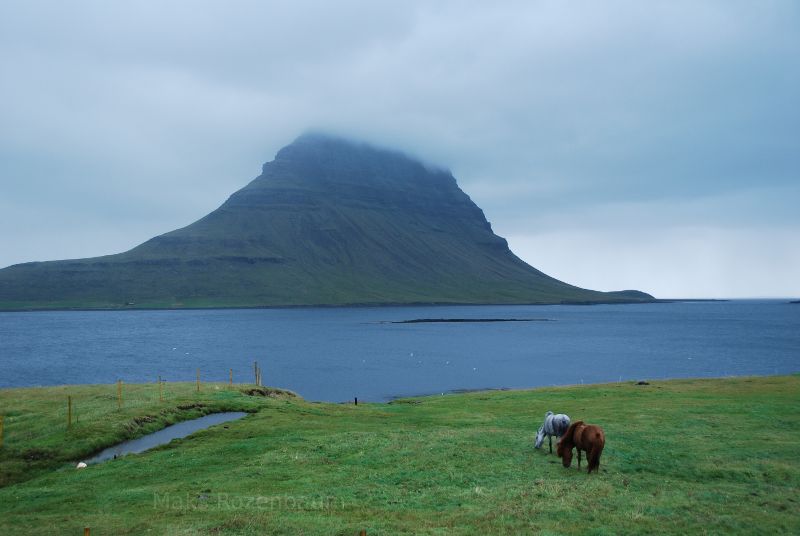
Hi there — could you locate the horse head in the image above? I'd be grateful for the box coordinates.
[534,424,546,448]
[560,442,573,467]
[534,411,554,449]
[556,434,566,458]
[557,420,583,467]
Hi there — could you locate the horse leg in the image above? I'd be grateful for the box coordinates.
[549,435,553,454]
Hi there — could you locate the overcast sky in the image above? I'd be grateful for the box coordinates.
[1,1,798,298]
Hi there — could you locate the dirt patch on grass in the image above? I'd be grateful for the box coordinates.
[241,387,299,399]
[176,403,208,411]
[132,415,156,426]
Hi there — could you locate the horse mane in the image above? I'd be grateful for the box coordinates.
[556,420,583,457]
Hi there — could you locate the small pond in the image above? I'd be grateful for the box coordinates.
[84,412,248,464]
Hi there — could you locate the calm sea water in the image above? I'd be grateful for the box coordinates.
[0,301,797,401]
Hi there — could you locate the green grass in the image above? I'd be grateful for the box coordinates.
[1,375,798,534]
[0,382,295,488]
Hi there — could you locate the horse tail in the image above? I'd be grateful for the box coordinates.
[587,428,605,473]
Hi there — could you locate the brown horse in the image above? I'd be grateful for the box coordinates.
[556,420,605,473]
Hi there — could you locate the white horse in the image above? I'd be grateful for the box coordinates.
[534,411,571,453]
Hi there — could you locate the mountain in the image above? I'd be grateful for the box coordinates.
[0,133,654,309]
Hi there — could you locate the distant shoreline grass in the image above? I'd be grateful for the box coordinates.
[0,296,676,313]
[22,297,800,314]
[1,375,798,534]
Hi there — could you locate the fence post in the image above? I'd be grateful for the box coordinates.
[84,527,91,536]
[159,375,164,402]
[254,361,258,385]
[68,396,73,429]
[0,415,4,448]
[196,368,200,392]
[117,379,123,409]
[229,368,233,388]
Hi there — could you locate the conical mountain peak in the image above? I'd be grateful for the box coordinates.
[0,134,654,309]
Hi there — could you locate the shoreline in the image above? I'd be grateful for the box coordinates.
[386,371,800,402]
[0,299,660,313]
[4,371,798,402]
[0,297,751,314]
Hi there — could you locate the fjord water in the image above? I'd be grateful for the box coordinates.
[1,301,797,401]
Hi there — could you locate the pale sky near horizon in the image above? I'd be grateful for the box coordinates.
[1,1,798,298]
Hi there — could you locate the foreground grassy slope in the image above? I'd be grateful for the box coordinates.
[1,376,797,534]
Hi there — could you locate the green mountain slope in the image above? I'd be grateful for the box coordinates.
[0,134,654,309]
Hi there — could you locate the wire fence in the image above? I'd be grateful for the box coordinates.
[0,362,266,451]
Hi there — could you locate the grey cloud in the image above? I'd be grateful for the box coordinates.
[0,1,797,296]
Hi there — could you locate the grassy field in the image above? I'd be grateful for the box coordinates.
[0,375,797,535]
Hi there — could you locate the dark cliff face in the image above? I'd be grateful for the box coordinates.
[0,133,654,309]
